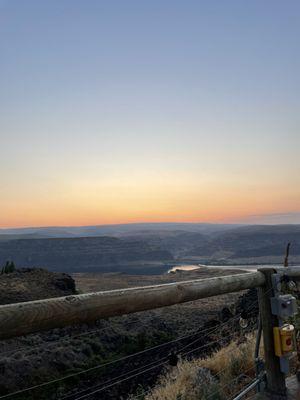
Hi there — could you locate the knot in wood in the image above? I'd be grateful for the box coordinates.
[65,295,79,303]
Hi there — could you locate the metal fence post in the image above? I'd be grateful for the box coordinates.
[258,268,286,398]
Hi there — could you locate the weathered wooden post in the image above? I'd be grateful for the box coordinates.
[258,268,286,398]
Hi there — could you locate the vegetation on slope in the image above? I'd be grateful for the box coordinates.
[143,335,257,400]
[0,237,173,273]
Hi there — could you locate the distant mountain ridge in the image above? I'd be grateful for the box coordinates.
[187,224,300,264]
[0,236,173,273]
[0,223,299,271]
[0,222,242,239]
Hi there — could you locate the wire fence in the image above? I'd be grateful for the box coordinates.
[0,286,263,400]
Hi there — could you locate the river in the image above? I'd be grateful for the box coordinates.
[167,264,300,273]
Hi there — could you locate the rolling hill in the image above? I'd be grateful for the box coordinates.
[0,224,299,271]
[0,236,173,273]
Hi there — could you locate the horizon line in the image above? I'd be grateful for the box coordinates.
[1,221,300,231]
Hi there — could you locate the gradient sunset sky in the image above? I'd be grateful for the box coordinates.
[0,0,299,228]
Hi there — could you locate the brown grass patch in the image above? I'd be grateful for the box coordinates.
[144,335,258,400]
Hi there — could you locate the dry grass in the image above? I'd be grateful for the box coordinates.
[144,335,258,400]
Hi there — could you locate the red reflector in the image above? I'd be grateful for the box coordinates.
[286,338,292,346]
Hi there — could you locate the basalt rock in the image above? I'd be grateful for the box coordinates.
[0,267,76,305]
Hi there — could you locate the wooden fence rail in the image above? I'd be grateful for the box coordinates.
[1,267,300,398]
[0,271,266,340]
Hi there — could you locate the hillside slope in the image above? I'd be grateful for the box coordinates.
[188,224,300,264]
[0,222,240,238]
[0,236,173,273]
[0,225,299,272]
[0,268,76,305]
[119,225,300,264]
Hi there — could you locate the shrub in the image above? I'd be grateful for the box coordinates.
[145,335,257,400]
[1,261,16,274]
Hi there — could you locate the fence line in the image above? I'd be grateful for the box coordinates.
[1,267,300,399]
[0,293,261,399]
[0,271,265,339]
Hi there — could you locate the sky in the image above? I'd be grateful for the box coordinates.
[0,0,299,228]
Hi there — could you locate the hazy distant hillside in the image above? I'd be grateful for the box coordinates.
[107,224,300,264]
[188,224,300,264]
[0,222,240,239]
[122,231,209,257]
[0,233,49,241]
[0,236,173,273]
[1,224,299,271]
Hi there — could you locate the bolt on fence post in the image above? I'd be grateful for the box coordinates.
[257,268,286,398]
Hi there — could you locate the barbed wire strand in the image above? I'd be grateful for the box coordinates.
[129,344,259,400]
[179,290,261,354]
[0,286,263,399]
[0,312,258,400]
[0,290,250,358]
[0,324,118,358]
[205,365,256,400]
[129,288,272,400]
[61,301,261,400]
[71,353,257,400]
[61,316,254,400]
[65,324,257,400]
[230,385,261,400]
[73,360,168,400]
[62,356,170,400]
[0,321,243,400]
[228,378,260,400]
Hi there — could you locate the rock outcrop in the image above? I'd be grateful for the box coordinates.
[0,268,76,305]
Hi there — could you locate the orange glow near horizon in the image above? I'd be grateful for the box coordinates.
[1,176,299,228]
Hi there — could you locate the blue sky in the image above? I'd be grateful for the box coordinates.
[0,0,299,227]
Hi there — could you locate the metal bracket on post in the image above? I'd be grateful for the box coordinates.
[255,359,267,393]
[271,295,297,319]
[254,311,266,394]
